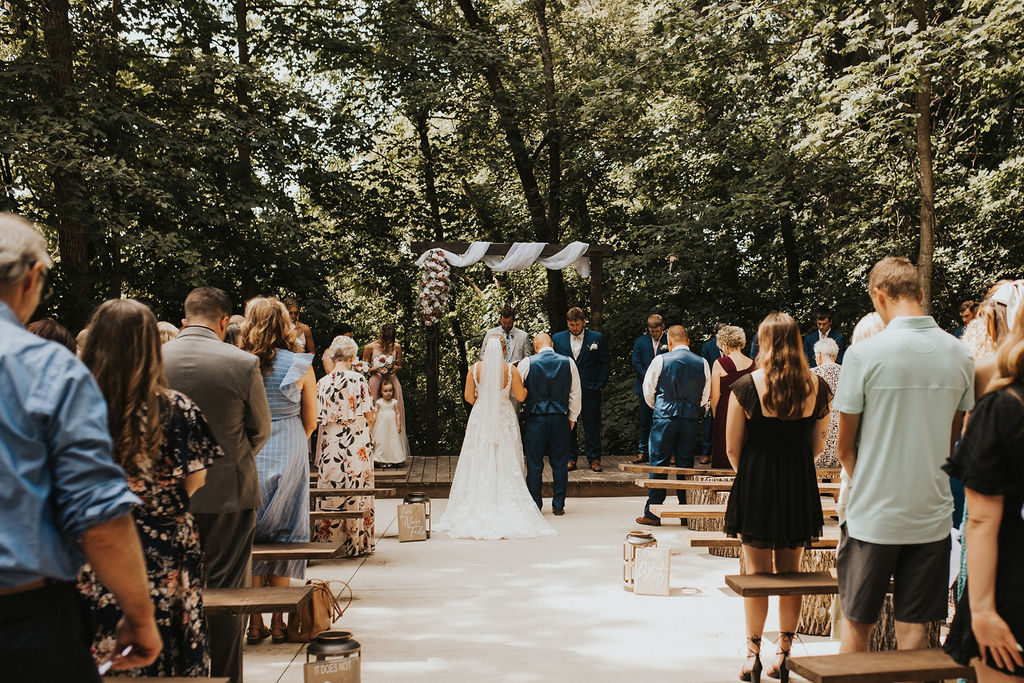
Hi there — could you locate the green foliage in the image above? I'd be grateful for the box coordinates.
[2,0,1021,455]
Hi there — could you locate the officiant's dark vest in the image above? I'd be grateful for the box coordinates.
[653,348,706,420]
[524,351,572,416]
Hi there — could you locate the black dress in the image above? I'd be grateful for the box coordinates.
[942,385,1024,677]
[724,374,829,549]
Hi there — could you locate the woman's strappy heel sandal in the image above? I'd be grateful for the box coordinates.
[739,635,762,682]
[766,631,794,682]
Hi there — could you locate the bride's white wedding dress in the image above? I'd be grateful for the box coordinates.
[437,339,556,540]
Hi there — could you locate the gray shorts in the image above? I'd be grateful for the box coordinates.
[836,524,951,624]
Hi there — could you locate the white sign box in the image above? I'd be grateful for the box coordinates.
[398,503,428,542]
[303,657,359,683]
[632,547,671,596]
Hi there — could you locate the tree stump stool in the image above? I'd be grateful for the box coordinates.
[690,476,736,558]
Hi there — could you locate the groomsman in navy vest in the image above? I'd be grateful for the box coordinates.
[518,333,581,515]
[552,307,610,472]
[636,325,711,526]
[630,314,669,464]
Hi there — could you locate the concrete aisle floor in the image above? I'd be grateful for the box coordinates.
[244,497,841,682]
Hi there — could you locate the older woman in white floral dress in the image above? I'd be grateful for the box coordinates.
[315,336,377,556]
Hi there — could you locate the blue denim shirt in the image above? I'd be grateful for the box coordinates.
[0,302,140,588]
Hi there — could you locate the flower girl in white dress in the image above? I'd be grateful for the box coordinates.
[371,381,409,467]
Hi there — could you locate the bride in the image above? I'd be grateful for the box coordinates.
[436,335,556,539]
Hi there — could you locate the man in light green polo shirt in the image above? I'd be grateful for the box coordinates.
[834,256,974,654]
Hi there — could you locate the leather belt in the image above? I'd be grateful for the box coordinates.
[0,578,48,597]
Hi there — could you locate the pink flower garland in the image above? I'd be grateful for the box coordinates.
[419,249,451,326]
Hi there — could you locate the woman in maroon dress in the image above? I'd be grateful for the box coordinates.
[709,325,755,469]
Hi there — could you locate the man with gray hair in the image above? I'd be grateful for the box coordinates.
[0,213,161,679]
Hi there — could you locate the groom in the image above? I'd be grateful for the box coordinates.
[518,333,581,516]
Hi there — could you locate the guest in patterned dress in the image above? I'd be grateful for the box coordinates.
[315,335,377,556]
[811,337,842,469]
[77,299,222,677]
[239,297,317,643]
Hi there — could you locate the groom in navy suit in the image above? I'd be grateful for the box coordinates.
[636,325,710,526]
[519,333,581,515]
[552,307,610,472]
[630,314,668,464]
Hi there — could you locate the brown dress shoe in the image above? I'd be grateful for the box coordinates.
[635,515,661,526]
[590,460,603,472]
[632,453,647,464]
[566,460,577,472]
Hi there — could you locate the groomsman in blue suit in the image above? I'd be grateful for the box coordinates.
[519,333,581,515]
[552,307,611,471]
[630,314,669,464]
[802,309,845,367]
[636,325,711,526]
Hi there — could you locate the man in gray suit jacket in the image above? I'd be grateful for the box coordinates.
[162,287,271,683]
[482,305,530,363]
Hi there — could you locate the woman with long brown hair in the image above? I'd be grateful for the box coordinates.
[723,312,831,683]
[77,299,222,677]
[239,297,317,643]
[943,314,1024,682]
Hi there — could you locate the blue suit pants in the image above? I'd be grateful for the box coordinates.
[523,413,572,511]
[571,389,602,463]
[643,416,698,519]
[636,394,653,456]
[700,412,714,459]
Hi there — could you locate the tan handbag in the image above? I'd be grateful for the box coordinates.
[287,579,351,642]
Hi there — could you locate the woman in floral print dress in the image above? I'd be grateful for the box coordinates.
[77,299,221,677]
[315,335,377,556]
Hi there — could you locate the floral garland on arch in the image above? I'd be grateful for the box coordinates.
[418,249,451,326]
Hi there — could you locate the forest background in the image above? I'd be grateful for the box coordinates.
[2,0,1022,455]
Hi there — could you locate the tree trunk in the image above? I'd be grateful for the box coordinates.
[455,0,567,329]
[914,0,935,313]
[779,209,802,305]
[40,0,92,329]
[234,0,258,299]
[104,0,123,299]
[532,0,568,329]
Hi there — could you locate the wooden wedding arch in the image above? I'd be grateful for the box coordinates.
[411,241,613,455]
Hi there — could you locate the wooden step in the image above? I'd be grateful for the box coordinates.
[637,479,841,497]
[725,571,838,597]
[252,542,346,561]
[683,532,839,549]
[787,648,975,682]
[652,503,837,519]
[203,586,313,615]
[309,487,396,497]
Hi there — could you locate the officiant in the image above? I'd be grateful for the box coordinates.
[482,306,529,363]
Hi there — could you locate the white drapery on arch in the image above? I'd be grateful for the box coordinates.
[415,241,591,277]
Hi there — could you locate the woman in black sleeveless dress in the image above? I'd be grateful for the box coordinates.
[723,312,831,683]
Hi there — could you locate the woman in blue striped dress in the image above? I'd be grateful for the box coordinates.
[239,297,317,643]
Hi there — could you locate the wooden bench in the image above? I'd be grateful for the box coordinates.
[310,510,365,522]
[684,532,839,549]
[725,571,839,597]
[622,463,841,479]
[105,679,229,682]
[309,487,396,498]
[637,479,841,499]
[652,503,839,519]
[203,586,313,615]
[787,648,975,682]
[252,542,346,561]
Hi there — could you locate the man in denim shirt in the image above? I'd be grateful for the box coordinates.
[0,213,161,681]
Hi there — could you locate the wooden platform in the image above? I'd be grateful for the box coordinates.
[725,571,838,597]
[684,532,839,549]
[787,648,975,682]
[203,586,313,615]
[652,503,837,519]
[252,542,346,561]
